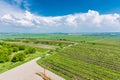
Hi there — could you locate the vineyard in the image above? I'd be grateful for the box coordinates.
[38,38,120,80]
[0,38,72,73]
[0,33,120,80]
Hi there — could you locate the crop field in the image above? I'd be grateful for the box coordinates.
[37,35,120,80]
[0,33,120,80]
[0,37,73,73]
[0,33,113,41]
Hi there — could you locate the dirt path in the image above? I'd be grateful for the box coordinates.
[0,57,65,80]
[9,42,59,50]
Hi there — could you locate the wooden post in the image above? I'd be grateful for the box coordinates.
[44,68,46,80]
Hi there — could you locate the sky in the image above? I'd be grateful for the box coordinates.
[0,0,120,33]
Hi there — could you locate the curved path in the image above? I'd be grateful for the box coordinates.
[0,57,65,80]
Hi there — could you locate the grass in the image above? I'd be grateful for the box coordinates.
[37,38,120,80]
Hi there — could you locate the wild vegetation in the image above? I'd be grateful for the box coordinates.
[0,41,48,73]
[0,42,37,63]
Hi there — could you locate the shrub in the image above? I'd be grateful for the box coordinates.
[11,52,26,62]
[92,43,96,45]
[0,50,9,63]
[24,47,36,54]
[7,48,13,55]
[12,47,19,52]
[22,40,30,43]
[18,45,25,50]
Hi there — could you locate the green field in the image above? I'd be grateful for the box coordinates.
[37,34,120,80]
[0,33,120,80]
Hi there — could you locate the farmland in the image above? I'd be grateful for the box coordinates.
[37,33,120,80]
[0,33,120,80]
[0,35,72,73]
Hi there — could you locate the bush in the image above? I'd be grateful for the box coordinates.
[18,45,25,50]
[11,52,26,62]
[7,48,13,55]
[24,47,36,54]
[92,43,96,45]
[22,40,30,43]
[0,50,9,63]
[12,47,19,52]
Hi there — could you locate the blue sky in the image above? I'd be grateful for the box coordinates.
[6,0,120,16]
[0,0,120,33]
[28,0,120,16]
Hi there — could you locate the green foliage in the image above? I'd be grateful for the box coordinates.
[18,45,25,50]
[0,41,48,73]
[38,41,120,80]
[31,40,70,47]
[0,49,10,63]
[24,47,36,54]
[12,47,19,52]
[11,52,26,62]
[0,42,26,63]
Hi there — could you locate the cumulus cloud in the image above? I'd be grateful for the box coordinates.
[0,0,120,33]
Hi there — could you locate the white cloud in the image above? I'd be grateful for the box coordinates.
[1,14,15,21]
[0,1,24,15]
[0,1,120,33]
